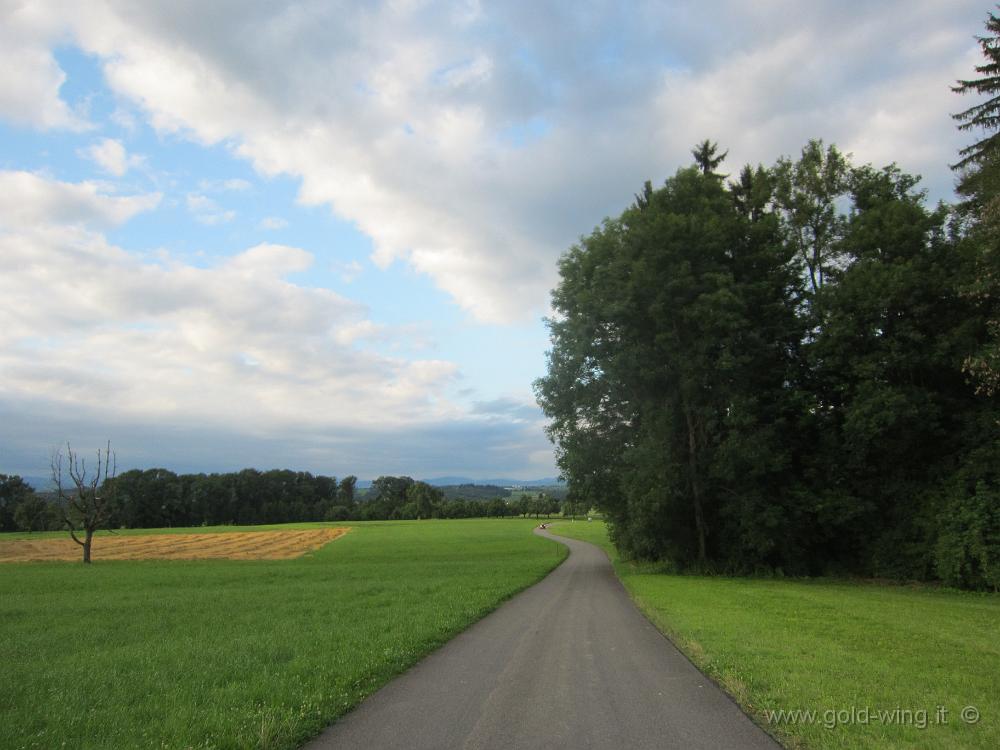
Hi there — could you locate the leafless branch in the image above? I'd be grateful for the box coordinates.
[50,441,119,562]
[65,523,84,547]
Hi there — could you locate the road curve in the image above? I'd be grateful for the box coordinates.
[305,526,781,750]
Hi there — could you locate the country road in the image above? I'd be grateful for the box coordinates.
[305,526,781,750]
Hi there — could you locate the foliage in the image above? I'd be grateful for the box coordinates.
[98,470,532,526]
[537,155,805,571]
[0,474,41,532]
[934,440,1000,591]
[691,138,728,178]
[952,9,1000,402]
[772,139,850,294]
[438,483,508,501]
[12,495,60,532]
[536,136,999,585]
[106,468,353,528]
[508,492,560,518]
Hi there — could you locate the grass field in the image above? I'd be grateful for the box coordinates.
[548,520,1000,750]
[0,519,566,750]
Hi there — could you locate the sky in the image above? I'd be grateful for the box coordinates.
[0,0,991,481]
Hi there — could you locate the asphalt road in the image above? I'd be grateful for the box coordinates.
[305,526,781,750]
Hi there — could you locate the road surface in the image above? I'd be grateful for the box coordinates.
[305,526,781,749]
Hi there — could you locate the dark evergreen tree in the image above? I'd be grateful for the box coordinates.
[691,139,728,178]
[952,8,1000,216]
[951,9,1000,399]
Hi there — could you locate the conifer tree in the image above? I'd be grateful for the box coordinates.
[691,139,728,178]
[953,9,1000,396]
[952,9,1000,215]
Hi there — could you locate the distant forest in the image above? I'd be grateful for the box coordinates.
[0,470,567,532]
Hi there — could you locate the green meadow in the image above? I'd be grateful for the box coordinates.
[549,520,1000,749]
[0,519,565,749]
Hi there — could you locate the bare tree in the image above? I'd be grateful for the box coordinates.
[51,442,117,563]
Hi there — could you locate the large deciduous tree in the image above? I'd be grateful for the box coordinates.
[537,148,802,569]
[772,140,851,295]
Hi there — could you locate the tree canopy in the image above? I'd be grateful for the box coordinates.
[536,138,999,588]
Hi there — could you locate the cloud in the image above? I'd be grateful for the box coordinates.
[185,192,235,224]
[43,0,981,326]
[200,177,253,192]
[471,397,543,423]
[258,216,288,230]
[78,137,144,176]
[110,106,138,131]
[0,0,983,481]
[333,259,363,283]
[0,400,557,481]
[0,173,469,448]
[0,4,87,130]
[0,170,160,229]
[221,178,251,191]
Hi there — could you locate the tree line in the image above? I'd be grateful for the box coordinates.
[0,469,564,532]
[535,12,1000,590]
[349,475,560,520]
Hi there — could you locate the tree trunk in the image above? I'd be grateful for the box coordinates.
[683,402,708,566]
[83,529,93,564]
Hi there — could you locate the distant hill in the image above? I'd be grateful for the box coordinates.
[14,473,563,493]
[355,477,564,501]
[437,484,508,501]
[423,477,563,488]
[18,476,55,491]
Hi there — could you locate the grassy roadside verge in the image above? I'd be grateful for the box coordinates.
[548,520,1000,749]
[0,518,566,749]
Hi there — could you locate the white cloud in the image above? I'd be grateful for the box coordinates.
[333,259,363,283]
[0,189,463,434]
[110,106,138,132]
[200,177,253,192]
[186,192,235,225]
[0,170,160,229]
[0,1,986,480]
[222,178,251,191]
[0,4,87,130]
[42,0,981,325]
[78,137,144,176]
[258,216,288,230]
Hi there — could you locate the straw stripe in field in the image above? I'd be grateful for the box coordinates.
[0,527,349,562]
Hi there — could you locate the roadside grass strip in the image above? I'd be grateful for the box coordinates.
[0,518,566,750]
[548,520,1000,750]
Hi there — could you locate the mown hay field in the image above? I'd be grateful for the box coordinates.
[0,527,348,562]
